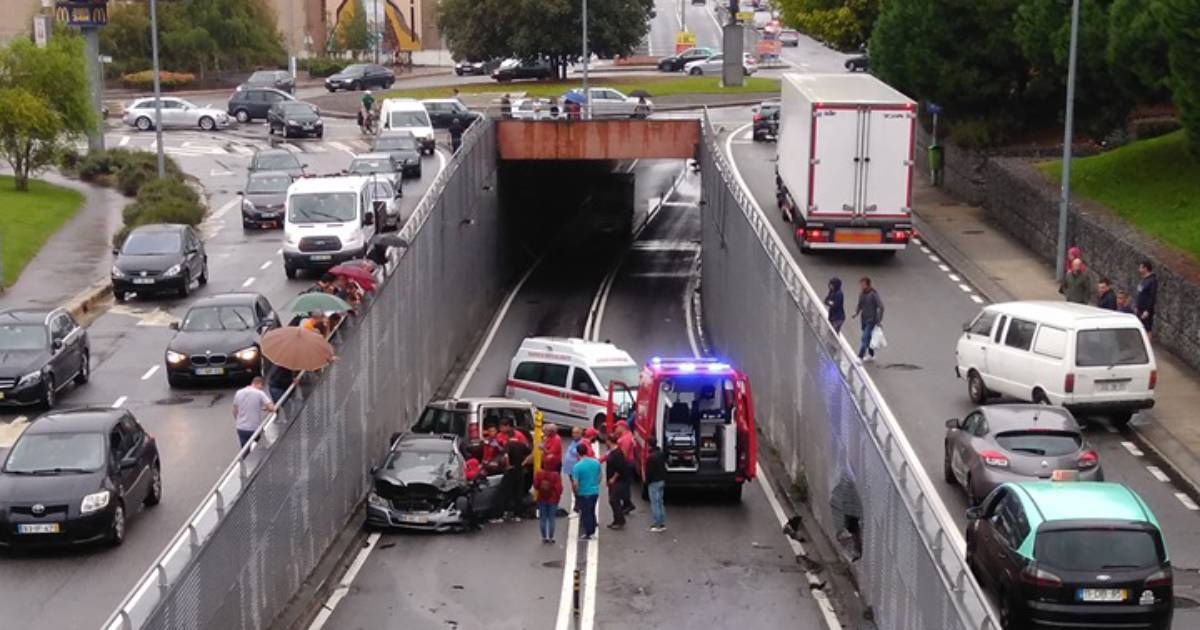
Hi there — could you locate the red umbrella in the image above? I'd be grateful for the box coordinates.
[329,264,376,291]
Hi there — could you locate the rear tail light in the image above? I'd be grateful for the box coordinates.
[886,229,910,242]
[1021,564,1063,588]
[1064,373,1075,394]
[753,114,762,122]
[799,228,829,243]
[467,423,479,441]
[1149,370,1157,390]
[981,450,1010,468]
[1145,568,1173,588]
[1077,450,1099,469]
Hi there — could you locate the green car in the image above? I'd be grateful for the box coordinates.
[966,480,1173,630]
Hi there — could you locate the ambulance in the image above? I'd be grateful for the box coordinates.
[505,337,640,430]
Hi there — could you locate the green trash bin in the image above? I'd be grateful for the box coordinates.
[928,144,944,173]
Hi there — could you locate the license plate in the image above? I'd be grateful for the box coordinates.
[1078,588,1127,602]
[398,513,430,524]
[17,523,60,534]
[132,278,155,285]
[262,221,277,229]
[194,367,225,376]
[310,254,332,261]
[834,228,882,244]
[1096,380,1129,392]
[260,212,277,219]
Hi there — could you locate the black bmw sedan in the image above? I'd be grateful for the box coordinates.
[164,293,279,387]
[0,408,161,548]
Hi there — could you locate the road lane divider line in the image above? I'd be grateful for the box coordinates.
[928,254,942,263]
[118,135,130,147]
[141,365,159,381]
[326,141,352,154]
[242,277,256,288]
[1146,466,1170,483]
[938,264,951,272]
[306,531,381,630]
[1175,492,1199,511]
[111,396,128,408]
[581,532,600,630]
[970,295,985,304]
[1121,441,1145,457]
[554,510,583,630]
[210,197,239,221]
[451,259,543,399]
[947,273,961,282]
[957,284,973,293]
[260,261,272,270]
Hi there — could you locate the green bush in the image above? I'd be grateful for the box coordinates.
[76,149,180,190]
[302,57,343,78]
[57,145,83,175]
[1132,117,1183,141]
[114,177,205,247]
[119,70,197,90]
[949,118,1010,150]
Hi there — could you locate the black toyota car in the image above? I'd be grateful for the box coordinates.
[370,131,423,178]
[164,293,279,387]
[0,408,161,548]
[240,171,291,229]
[111,224,208,301]
[0,308,89,408]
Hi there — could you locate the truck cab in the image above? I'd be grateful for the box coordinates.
[620,357,757,500]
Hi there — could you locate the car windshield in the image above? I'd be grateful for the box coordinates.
[280,102,316,116]
[250,71,278,82]
[348,159,392,174]
[593,366,641,390]
[0,324,47,351]
[122,231,181,255]
[246,174,291,194]
[411,408,470,436]
[4,433,106,474]
[375,135,418,150]
[254,153,300,171]
[384,448,455,471]
[388,111,430,128]
[1036,528,1162,571]
[181,305,255,331]
[1076,328,1149,366]
[994,430,1081,456]
[343,65,367,75]
[368,181,394,198]
[288,192,357,223]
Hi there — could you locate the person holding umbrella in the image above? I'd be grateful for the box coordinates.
[260,326,336,378]
[285,293,353,334]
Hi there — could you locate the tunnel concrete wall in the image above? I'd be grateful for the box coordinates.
[497,119,701,160]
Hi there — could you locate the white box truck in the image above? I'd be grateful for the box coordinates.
[775,73,917,253]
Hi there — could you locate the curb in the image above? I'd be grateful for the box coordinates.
[64,281,113,327]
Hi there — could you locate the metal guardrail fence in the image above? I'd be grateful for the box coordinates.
[103,119,511,630]
[697,111,999,630]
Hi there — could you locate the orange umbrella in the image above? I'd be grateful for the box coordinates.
[260,326,335,371]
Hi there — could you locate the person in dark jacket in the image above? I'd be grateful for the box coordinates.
[1060,258,1094,304]
[604,435,629,530]
[265,363,297,402]
[645,438,668,532]
[1116,289,1136,314]
[1136,260,1158,336]
[500,94,512,119]
[825,277,845,333]
[501,434,531,520]
[1096,278,1117,310]
[449,117,465,153]
[852,276,884,361]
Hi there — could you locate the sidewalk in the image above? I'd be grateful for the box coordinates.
[911,175,1200,492]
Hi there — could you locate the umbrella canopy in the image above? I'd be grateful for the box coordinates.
[371,234,410,249]
[628,89,651,98]
[562,90,588,105]
[329,265,376,291]
[284,292,352,316]
[260,326,335,371]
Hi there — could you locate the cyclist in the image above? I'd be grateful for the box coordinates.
[359,90,376,132]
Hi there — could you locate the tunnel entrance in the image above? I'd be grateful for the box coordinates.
[500,159,638,250]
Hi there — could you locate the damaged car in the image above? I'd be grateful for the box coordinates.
[365,433,503,532]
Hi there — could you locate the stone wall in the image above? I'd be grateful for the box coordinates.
[915,127,1200,372]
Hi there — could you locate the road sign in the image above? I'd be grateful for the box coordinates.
[55,1,108,27]
[675,31,696,54]
[736,11,753,22]
[926,102,943,115]
[33,15,51,47]
[98,54,112,63]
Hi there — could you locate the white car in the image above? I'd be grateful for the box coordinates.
[684,53,757,76]
[509,98,561,120]
[562,87,653,119]
[122,97,231,132]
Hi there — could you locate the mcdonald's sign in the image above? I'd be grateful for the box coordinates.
[55,1,109,27]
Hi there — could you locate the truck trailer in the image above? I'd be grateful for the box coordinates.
[775,73,917,253]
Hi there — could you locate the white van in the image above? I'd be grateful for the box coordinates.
[955,301,1156,426]
[282,176,378,278]
[505,337,640,430]
[379,98,435,155]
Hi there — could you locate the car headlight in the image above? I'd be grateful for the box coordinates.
[81,490,111,515]
[111,265,126,278]
[163,264,182,277]
[368,492,388,508]
[234,346,259,362]
[242,198,256,211]
[166,350,187,365]
[287,119,298,126]
[16,370,43,388]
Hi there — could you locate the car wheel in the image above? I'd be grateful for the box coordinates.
[689,67,703,76]
[1109,411,1134,428]
[114,289,127,303]
[145,463,162,507]
[107,502,126,547]
[198,260,208,286]
[845,61,854,71]
[967,371,989,405]
[966,473,980,506]
[167,373,183,388]
[415,167,422,179]
[727,484,743,503]
[243,217,254,230]
[284,265,297,279]
[42,374,56,409]
[943,446,956,485]
[136,116,153,131]
[199,116,216,131]
[384,79,394,89]
[999,591,1021,630]
[350,80,361,91]
[74,351,90,385]
[282,126,291,139]
[235,109,251,123]
[178,271,190,298]
[456,69,464,76]
[317,129,324,138]
[326,87,337,93]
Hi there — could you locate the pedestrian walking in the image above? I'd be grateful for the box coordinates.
[1116,289,1136,314]
[571,443,602,539]
[1060,258,1094,304]
[645,438,668,532]
[1096,278,1117,310]
[604,434,629,530]
[852,276,884,361]
[825,277,845,333]
[500,94,512,119]
[265,362,297,402]
[534,465,562,543]
[449,116,464,153]
[1136,260,1158,337]
[233,376,275,448]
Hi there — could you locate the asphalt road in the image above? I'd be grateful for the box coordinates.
[722,115,1200,624]
[0,118,449,629]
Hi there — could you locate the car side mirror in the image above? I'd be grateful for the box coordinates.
[169,321,180,331]
[52,338,64,351]
[945,418,960,429]
[369,465,379,475]
[965,506,982,521]
[112,247,120,256]
[120,456,139,470]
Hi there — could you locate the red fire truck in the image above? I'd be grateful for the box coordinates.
[609,357,758,500]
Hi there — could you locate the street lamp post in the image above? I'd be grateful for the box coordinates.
[373,0,380,64]
[1055,0,1081,282]
[149,0,165,178]
[582,0,590,120]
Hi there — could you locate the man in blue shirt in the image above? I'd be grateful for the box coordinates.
[571,443,602,539]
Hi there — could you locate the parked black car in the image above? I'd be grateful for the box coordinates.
[491,58,554,82]
[370,132,423,178]
[242,70,295,94]
[111,224,208,302]
[0,408,161,548]
[240,171,291,229]
[227,87,293,123]
[249,148,306,178]
[752,101,780,141]
[365,433,505,532]
[658,47,717,72]
[165,293,279,387]
[421,98,480,130]
[267,101,323,138]
[455,59,499,76]
[845,51,869,72]
[325,64,395,92]
[0,309,89,408]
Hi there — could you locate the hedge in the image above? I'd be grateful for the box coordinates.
[75,148,182,196]
[113,177,206,247]
[301,57,343,78]
[119,70,197,90]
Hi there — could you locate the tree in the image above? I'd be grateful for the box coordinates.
[1158,0,1200,152]
[0,36,94,191]
[337,0,370,52]
[1106,0,1171,103]
[778,0,880,50]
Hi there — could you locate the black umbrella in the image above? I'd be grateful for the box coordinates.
[629,89,652,98]
[371,234,410,249]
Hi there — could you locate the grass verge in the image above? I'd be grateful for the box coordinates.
[0,176,85,288]
[1037,131,1200,262]
[384,75,781,100]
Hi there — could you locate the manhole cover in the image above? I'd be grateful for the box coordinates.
[962,229,985,235]
[882,363,922,371]
[154,396,193,405]
[542,560,564,569]
[1177,596,1200,609]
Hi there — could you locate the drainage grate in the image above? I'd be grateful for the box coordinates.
[962,229,985,235]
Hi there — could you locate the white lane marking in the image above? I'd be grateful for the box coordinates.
[140,365,159,381]
[118,135,131,147]
[1176,493,1200,511]
[451,260,542,398]
[435,146,448,175]
[230,144,255,156]
[970,295,985,304]
[242,277,256,288]
[920,246,931,254]
[327,141,353,154]
[1104,424,1119,434]
[306,532,381,630]
[912,237,923,245]
[948,273,961,282]
[1121,441,1144,457]
[1146,466,1170,483]
[629,239,701,252]
[928,254,941,264]
[938,264,951,272]
[210,197,239,221]
[581,532,600,630]
[276,248,283,255]
[260,260,272,270]
[111,396,128,408]
[554,510,583,630]
[957,284,973,293]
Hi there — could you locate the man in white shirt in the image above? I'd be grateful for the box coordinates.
[233,376,275,447]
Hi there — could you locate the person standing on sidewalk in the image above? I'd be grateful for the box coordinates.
[1116,289,1136,315]
[534,464,562,544]
[1096,278,1117,310]
[604,434,629,530]
[852,277,884,361]
[571,444,601,540]
[449,117,465,153]
[233,377,275,447]
[563,426,583,510]
[645,438,668,532]
[825,277,845,333]
[1136,260,1158,337]
[1060,258,1094,304]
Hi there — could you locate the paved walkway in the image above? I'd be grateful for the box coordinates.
[911,175,1200,492]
